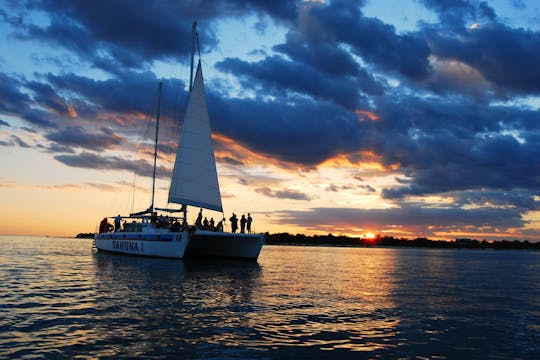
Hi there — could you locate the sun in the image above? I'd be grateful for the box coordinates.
[364,232,376,239]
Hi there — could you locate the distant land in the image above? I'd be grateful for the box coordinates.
[265,233,540,250]
[75,233,94,238]
[75,232,539,250]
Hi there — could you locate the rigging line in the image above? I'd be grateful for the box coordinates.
[163,81,188,206]
[130,169,137,213]
[129,84,161,211]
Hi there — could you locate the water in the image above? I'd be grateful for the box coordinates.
[0,236,539,359]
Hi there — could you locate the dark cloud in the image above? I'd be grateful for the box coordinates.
[0,72,60,128]
[360,184,376,193]
[17,1,212,72]
[274,32,361,78]
[46,142,76,154]
[44,71,161,115]
[19,108,58,128]
[45,126,124,151]
[0,73,33,114]
[216,56,373,109]
[0,134,31,148]
[356,95,540,199]
[276,205,525,235]
[54,151,169,179]
[308,1,432,80]
[453,189,538,211]
[326,184,353,192]
[12,0,299,74]
[426,23,540,94]
[255,187,313,201]
[26,80,74,116]
[209,93,361,166]
[218,156,244,167]
[0,119,10,126]
[324,183,376,193]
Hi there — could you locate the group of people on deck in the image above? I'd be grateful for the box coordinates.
[194,209,224,232]
[99,209,254,234]
[228,213,253,234]
[194,209,253,233]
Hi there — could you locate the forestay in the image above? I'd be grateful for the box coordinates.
[168,60,223,212]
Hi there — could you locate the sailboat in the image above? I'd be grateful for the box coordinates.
[94,22,264,260]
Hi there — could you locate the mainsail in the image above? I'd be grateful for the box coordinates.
[168,60,223,212]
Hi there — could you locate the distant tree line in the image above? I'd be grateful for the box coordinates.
[264,233,540,250]
[76,233,94,238]
[75,231,539,250]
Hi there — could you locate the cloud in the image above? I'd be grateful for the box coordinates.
[255,186,313,201]
[424,20,540,95]
[216,56,376,109]
[0,134,31,148]
[12,1,297,74]
[26,80,75,117]
[275,205,526,236]
[45,126,124,151]
[0,72,33,114]
[453,189,538,210]
[307,1,432,80]
[362,95,540,199]
[54,151,169,179]
[360,184,376,193]
[209,93,362,166]
[15,1,209,72]
[40,182,121,192]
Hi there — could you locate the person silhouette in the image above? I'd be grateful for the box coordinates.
[114,214,121,232]
[195,209,203,228]
[247,213,253,233]
[240,214,246,233]
[229,213,238,233]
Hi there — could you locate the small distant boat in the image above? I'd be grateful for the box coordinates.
[94,22,264,260]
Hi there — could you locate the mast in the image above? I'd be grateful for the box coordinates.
[189,21,201,91]
[190,22,196,91]
[184,21,199,222]
[150,81,163,213]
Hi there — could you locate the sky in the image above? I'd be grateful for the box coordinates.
[0,0,539,241]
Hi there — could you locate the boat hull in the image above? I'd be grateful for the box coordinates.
[94,231,190,259]
[187,230,264,260]
[94,230,264,260]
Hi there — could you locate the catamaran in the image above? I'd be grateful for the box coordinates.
[94,22,264,260]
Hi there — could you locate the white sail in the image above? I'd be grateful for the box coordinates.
[168,60,223,212]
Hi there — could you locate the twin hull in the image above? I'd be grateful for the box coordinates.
[94,230,264,260]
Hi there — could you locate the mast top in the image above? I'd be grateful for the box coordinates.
[189,21,201,91]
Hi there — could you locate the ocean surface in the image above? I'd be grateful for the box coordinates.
[0,236,539,359]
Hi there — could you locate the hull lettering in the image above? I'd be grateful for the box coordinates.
[112,240,140,252]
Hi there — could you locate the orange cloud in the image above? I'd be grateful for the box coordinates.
[319,151,399,172]
[213,134,400,174]
[67,105,78,118]
[212,133,301,171]
[355,109,380,122]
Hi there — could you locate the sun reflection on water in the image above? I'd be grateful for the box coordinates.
[200,246,402,351]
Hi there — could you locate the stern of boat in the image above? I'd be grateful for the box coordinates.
[187,230,264,260]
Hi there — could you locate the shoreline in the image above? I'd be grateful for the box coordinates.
[72,232,540,250]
